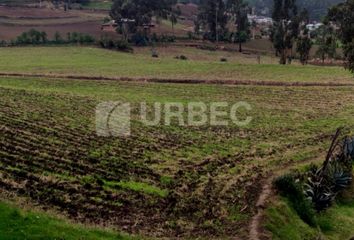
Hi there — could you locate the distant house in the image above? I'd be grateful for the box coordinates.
[101,20,118,32]
[306,23,323,32]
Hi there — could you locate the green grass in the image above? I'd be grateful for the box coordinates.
[0,201,133,240]
[266,197,354,240]
[265,199,319,240]
[104,180,169,198]
[0,46,351,83]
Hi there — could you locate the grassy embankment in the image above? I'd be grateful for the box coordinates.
[265,185,354,240]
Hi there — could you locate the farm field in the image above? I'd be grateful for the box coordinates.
[0,0,353,239]
[1,76,354,238]
[0,5,106,40]
[0,46,352,84]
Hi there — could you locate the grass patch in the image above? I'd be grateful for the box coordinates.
[0,46,351,83]
[0,201,133,240]
[104,180,169,198]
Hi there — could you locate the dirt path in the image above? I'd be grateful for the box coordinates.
[248,155,325,240]
[0,72,354,87]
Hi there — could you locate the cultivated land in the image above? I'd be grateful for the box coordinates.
[0,6,106,40]
[0,46,352,84]
[1,67,354,238]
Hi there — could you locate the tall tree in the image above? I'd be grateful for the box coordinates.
[270,0,300,64]
[296,9,312,65]
[328,0,354,73]
[197,0,228,42]
[296,35,312,65]
[228,0,250,52]
[315,24,337,64]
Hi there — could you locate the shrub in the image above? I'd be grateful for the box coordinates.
[99,38,133,53]
[0,40,7,47]
[131,32,149,46]
[175,55,188,60]
[274,174,316,226]
[114,40,133,52]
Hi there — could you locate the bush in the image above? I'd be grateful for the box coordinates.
[175,55,188,60]
[99,38,133,53]
[131,32,149,46]
[114,40,133,52]
[220,58,228,62]
[274,174,316,226]
[15,29,47,45]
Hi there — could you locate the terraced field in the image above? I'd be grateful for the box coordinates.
[1,77,354,238]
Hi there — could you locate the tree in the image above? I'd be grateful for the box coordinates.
[296,36,312,65]
[327,0,354,73]
[228,0,250,52]
[169,6,181,35]
[296,9,312,65]
[315,24,337,64]
[110,0,175,34]
[270,0,300,64]
[197,0,228,42]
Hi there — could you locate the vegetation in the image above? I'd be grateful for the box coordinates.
[228,0,250,52]
[0,201,132,239]
[110,0,177,38]
[271,0,303,64]
[328,0,354,73]
[315,24,337,63]
[197,0,228,42]
[270,130,354,239]
[1,71,354,237]
[0,46,351,83]
[0,29,96,46]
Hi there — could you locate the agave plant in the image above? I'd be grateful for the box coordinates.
[304,130,353,212]
[328,162,352,192]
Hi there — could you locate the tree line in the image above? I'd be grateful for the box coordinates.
[0,29,95,46]
[109,0,353,72]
